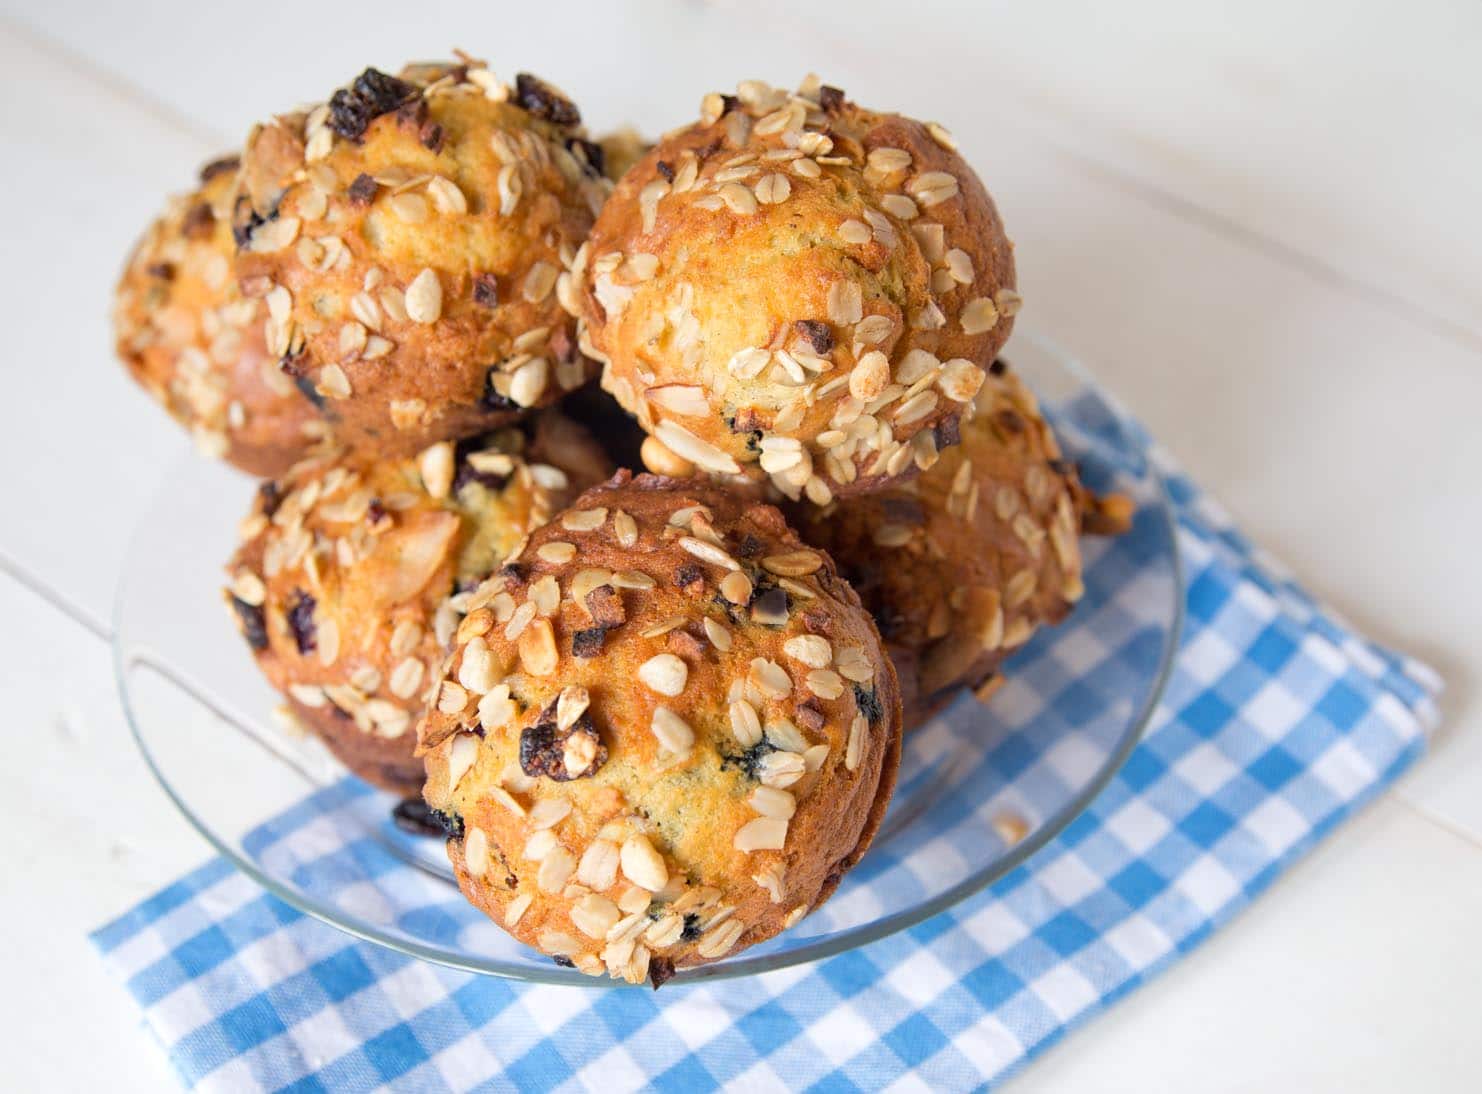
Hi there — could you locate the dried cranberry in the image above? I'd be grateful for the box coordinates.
[934,414,961,450]
[481,368,518,411]
[472,274,499,308]
[566,137,605,177]
[286,589,317,654]
[794,319,834,354]
[750,585,789,625]
[392,799,447,838]
[648,957,676,989]
[257,481,283,518]
[853,683,884,726]
[514,73,580,126]
[721,739,777,781]
[519,711,607,780]
[231,196,268,248]
[328,68,418,142]
[232,597,268,651]
[346,173,378,205]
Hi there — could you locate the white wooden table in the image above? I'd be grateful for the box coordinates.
[2,2,1479,1089]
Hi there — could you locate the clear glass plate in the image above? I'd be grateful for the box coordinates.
[114,332,1183,986]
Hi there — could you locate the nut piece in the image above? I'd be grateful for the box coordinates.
[620,834,669,892]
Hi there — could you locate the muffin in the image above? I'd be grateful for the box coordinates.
[113,156,323,476]
[225,410,611,793]
[417,473,902,984]
[234,60,610,457]
[576,76,1020,504]
[597,127,652,184]
[792,363,1100,728]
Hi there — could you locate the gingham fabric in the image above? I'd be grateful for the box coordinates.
[92,400,1441,1092]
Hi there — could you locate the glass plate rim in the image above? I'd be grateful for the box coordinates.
[112,330,1186,987]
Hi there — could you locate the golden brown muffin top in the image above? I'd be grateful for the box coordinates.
[418,473,902,984]
[578,76,1020,503]
[793,366,1087,725]
[234,60,610,456]
[226,411,612,751]
[113,157,323,476]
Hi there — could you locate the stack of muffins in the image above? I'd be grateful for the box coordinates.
[114,59,1127,987]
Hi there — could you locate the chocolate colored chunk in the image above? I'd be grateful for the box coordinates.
[818,85,846,113]
[795,699,826,732]
[648,957,676,990]
[584,585,626,629]
[257,481,283,518]
[231,597,268,651]
[675,562,703,592]
[519,711,607,780]
[853,683,884,726]
[420,121,445,153]
[514,73,580,126]
[286,589,317,654]
[472,273,500,308]
[793,319,834,354]
[680,914,703,942]
[668,629,704,660]
[736,534,764,559]
[988,358,1007,376]
[572,627,607,659]
[934,414,961,450]
[347,173,378,205]
[750,585,789,626]
[654,160,674,182]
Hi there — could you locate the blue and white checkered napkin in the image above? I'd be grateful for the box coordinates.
[93,400,1440,1092]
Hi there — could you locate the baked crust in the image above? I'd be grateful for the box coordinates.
[113,157,323,475]
[417,472,902,983]
[577,77,1019,504]
[235,61,610,457]
[792,365,1087,728]
[225,410,610,794]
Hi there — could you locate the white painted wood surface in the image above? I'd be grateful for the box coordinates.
[1,3,1478,1089]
